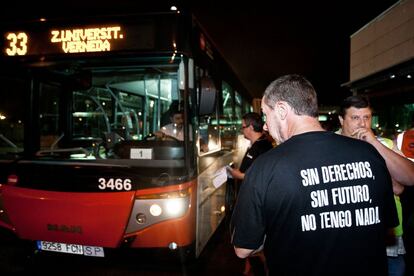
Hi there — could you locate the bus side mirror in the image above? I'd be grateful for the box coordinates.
[199,77,216,116]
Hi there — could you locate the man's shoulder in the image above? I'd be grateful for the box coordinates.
[161,123,174,129]
[255,137,273,150]
[289,131,358,146]
[287,131,381,157]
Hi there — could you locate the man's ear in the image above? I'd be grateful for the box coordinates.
[276,101,288,120]
[338,115,344,126]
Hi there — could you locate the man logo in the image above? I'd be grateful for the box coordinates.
[47,224,82,234]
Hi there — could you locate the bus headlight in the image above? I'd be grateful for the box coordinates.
[125,188,192,234]
[149,204,162,217]
[165,199,185,216]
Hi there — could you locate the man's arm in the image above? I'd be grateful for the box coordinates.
[234,247,254,258]
[230,168,245,180]
[352,128,414,186]
[370,139,414,186]
[392,180,405,196]
[234,243,264,258]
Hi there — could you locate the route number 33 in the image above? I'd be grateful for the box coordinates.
[5,32,28,56]
[98,178,132,191]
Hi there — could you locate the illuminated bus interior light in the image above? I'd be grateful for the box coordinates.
[318,115,328,121]
[170,6,177,11]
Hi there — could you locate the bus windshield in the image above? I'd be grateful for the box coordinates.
[36,64,187,164]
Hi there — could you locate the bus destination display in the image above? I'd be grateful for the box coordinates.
[4,25,125,56]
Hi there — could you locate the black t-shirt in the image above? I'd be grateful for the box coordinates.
[239,135,273,173]
[231,131,398,276]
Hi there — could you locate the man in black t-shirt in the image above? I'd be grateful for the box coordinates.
[231,74,398,276]
[229,112,273,275]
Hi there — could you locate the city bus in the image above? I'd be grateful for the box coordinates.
[0,6,252,259]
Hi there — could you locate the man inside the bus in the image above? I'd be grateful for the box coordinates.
[155,108,185,141]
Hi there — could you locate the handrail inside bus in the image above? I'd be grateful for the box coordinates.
[0,134,17,148]
[51,133,65,150]
[74,90,111,133]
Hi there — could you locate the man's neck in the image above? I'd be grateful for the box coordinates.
[288,116,324,138]
[250,132,263,144]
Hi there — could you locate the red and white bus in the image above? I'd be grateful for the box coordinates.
[0,6,252,259]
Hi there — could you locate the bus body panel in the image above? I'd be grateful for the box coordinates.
[2,186,135,247]
[196,151,233,256]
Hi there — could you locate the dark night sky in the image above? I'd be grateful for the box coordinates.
[2,0,400,105]
[190,0,400,105]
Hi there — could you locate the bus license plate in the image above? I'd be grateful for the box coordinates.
[37,241,104,257]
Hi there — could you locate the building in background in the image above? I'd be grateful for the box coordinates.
[342,0,413,138]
